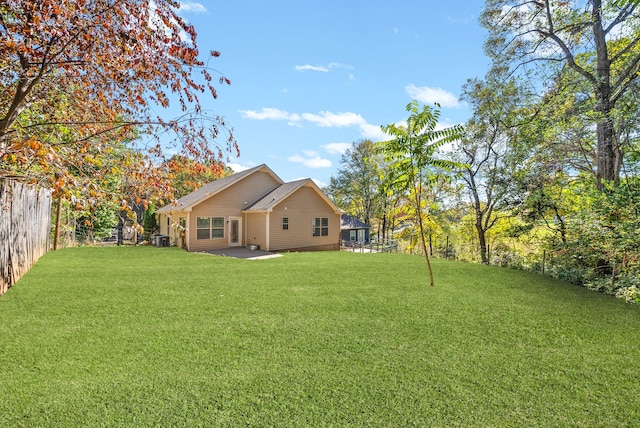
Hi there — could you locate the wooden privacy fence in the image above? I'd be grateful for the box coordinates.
[0,179,52,296]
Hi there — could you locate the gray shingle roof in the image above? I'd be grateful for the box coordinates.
[244,179,308,212]
[341,214,370,229]
[156,164,281,213]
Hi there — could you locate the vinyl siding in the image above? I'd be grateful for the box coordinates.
[268,187,340,251]
[158,214,169,236]
[245,212,267,250]
[341,228,370,244]
[158,211,187,247]
[187,171,280,252]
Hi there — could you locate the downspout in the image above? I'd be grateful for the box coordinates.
[265,212,270,251]
[242,212,247,246]
[185,213,190,251]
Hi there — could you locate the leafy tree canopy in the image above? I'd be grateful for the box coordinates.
[0,0,237,211]
[326,139,383,225]
[481,0,640,188]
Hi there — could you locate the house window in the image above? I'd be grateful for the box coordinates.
[212,217,224,238]
[312,217,328,237]
[350,230,357,241]
[282,217,289,230]
[197,217,225,239]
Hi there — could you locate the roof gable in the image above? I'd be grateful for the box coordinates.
[244,179,342,213]
[157,164,282,213]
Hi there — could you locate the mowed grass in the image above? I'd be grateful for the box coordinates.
[1,247,638,427]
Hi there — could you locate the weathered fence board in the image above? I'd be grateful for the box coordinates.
[0,179,52,296]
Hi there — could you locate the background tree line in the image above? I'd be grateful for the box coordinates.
[1,0,236,245]
[326,0,640,302]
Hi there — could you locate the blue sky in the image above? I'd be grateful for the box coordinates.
[173,0,489,186]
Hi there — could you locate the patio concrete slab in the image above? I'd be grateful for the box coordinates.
[203,247,282,260]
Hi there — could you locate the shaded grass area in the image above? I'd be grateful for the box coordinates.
[1,247,638,426]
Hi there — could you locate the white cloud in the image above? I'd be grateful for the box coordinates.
[287,150,332,168]
[359,123,387,141]
[295,64,330,72]
[322,142,352,155]
[405,84,460,108]
[302,111,366,128]
[295,62,353,73]
[241,107,389,141]
[288,151,332,169]
[226,162,252,173]
[177,1,207,14]
[239,108,301,123]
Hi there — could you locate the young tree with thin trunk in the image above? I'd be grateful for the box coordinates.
[378,101,463,286]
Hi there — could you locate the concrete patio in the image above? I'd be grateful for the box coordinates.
[203,247,282,260]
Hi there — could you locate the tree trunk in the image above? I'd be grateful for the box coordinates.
[414,188,435,286]
[554,207,567,244]
[468,171,489,264]
[429,232,433,256]
[445,235,449,260]
[381,214,387,242]
[592,0,619,189]
[476,220,488,265]
[595,109,618,189]
[419,220,435,287]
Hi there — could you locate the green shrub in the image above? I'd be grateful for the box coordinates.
[142,204,158,240]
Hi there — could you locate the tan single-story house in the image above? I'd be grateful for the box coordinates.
[156,164,342,252]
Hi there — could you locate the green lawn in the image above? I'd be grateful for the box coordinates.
[1,247,638,427]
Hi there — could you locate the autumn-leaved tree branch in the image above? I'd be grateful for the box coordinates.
[1,0,236,209]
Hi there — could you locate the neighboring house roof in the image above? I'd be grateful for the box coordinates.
[156,164,282,213]
[341,214,371,230]
[244,178,342,214]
